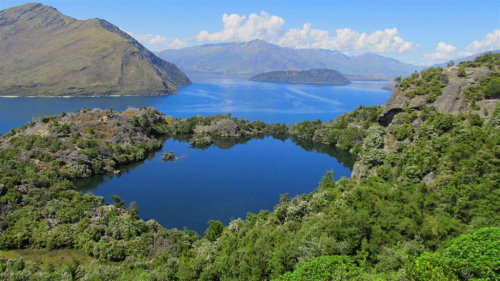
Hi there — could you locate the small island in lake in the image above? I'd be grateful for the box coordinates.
[249,68,350,85]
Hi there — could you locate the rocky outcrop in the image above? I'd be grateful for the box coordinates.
[0,107,171,179]
[162,152,176,161]
[379,66,496,125]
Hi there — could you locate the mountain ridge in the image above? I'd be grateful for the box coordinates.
[0,3,191,96]
[157,39,419,80]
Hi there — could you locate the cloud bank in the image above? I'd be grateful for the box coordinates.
[127,32,187,51]
[127,11,498,66]
[465,29,500,53]
[196,11,414,54]
[424,30,500,64]
[197,11,285,42]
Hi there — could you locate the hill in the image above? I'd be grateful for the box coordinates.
[380,52,499,126]
[0,3,191,96]
[0,54,498,280]
[157,39,419,79]
[250,68,350,85]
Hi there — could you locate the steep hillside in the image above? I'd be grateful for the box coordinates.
[0,3,191,96]
[158,39,418,79]
[379,53,500,126]
[250,68,350,85]
[0,54,498,280]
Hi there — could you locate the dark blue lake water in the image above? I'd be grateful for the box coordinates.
[0,79,391,233]
[77,137,355,233]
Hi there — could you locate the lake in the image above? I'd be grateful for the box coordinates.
[76,137,355,233]
[0,79,391,233]
[0,79,390,133]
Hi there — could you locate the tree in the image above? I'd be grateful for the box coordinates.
[128,201,139,219]
[457,66,467,77]
[204,220,224,242]
[447,60,455,67]
[318,170,335,190]
[409,227,500,281]
[111,195,125,209]
[440,227,500,280]
[273,255,363,281]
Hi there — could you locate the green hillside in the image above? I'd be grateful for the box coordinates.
[0,53,498,280]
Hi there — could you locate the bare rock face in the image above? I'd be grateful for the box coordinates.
[213,119,240,137]
[379,66,495,126]
[434,67,491,114]
[0,3,191,96]
[193,119,242,138]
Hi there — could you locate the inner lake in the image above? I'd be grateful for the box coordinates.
[0,79,391,233]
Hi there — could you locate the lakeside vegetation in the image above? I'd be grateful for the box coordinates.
[0,54,499,280]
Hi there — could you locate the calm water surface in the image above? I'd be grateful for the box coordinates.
[0,80,390,133]
[77,137,354,233]
[0,79,391,233]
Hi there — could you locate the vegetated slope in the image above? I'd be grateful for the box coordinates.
[0,54,499,280]
[158,39,418,79]
[250,68,350,85]
[0,3,191,96]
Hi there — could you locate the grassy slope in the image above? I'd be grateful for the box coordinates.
[0,4,190,96]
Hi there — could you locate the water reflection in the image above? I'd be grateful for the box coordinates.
[75,137,354,233]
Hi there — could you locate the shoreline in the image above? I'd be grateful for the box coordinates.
[0,94,175,98]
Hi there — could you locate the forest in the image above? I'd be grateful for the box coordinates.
[0,54,498,280]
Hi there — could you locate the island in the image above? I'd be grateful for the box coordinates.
[249,68,350,85]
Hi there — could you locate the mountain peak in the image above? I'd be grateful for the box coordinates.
[0,3,74,26]
[159,41,417,78]
[7,2,43,10]
[245,39,273,46]
[0,3,190,96]
[356,52,382,58]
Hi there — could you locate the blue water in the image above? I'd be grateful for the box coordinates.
[0,79,390,134]
[77,137,354,234]
[0,79,391,233]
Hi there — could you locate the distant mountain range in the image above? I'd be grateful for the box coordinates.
[158,40,420,80]
[0,3,190,96]
[250,69,350,85]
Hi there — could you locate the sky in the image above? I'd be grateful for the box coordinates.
[1,0,499,65]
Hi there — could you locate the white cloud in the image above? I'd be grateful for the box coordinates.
[424,42,458,61]
[197,11,285,42]
[465,29,500,53]
[277,23,330,49]
[278,25,413,53]
[423,30,500,64]
[127,32,187,51]
[196,11,414,54]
